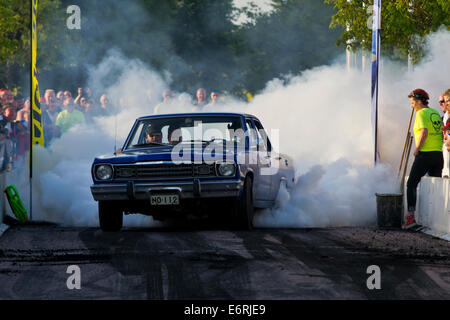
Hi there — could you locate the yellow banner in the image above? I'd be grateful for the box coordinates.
[31,0,44,147]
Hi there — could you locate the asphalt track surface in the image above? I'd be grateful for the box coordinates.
[0,222,449,300]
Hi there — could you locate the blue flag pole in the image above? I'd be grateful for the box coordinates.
[371,0,381,165]
[29,0,33,221]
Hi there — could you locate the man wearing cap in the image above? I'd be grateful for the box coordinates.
[405,89,443,229]
[145,126,163,144]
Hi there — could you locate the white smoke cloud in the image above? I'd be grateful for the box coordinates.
[7,29,450,228]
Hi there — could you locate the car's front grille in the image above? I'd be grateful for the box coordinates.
[113,163,216,180]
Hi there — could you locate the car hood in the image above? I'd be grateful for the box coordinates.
[94,145,238,164]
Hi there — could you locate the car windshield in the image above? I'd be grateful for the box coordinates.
[125,115,244,150]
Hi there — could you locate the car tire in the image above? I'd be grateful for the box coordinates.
[231,176,254,230]
[98,201,123,232]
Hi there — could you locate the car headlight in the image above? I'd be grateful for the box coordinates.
[95,164,113,180]
[216,162,236,176]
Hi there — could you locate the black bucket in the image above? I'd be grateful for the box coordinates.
[375,193,403,228]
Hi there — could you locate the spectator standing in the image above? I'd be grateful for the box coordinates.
[84,87,93,101]
[55,97,85,134]
[16,98,30,124]
[74,87,85,112]
[444,120,450,153]
[12,120,29,160]
[405,89,443,229]
[0,89,14,109]
[442,90,450,177]
[74,87,95,108]
[0,89,8,108]
[41,89,62,146]
[56,91,65,108]
[441,93,449,127]
[153,90,174,114]
[79,97,89,113]
[0,105,14,136]
[206,91,221,108]
[45,90,61,124]
[2,105,16,142]
[3,105,17,123]
[82,100,96,123]
[97,94,110,116]
[0,128,13,172]
[43,90,61,123]
[64,91,73,104]
[192,88,207,111]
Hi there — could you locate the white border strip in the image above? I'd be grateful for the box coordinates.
[420,227,450,242]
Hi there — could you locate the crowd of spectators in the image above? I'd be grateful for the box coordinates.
[153,87,224,114]
[0,86,113,172]
[0,85,226,172]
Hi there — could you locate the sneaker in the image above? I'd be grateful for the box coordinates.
[402,215,417,230]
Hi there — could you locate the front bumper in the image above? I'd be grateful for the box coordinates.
[90,178,244,201]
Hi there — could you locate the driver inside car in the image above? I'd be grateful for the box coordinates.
[145,126,162,144]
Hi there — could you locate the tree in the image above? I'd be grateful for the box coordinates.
[0,0,70,91]
[324,0,450,64]
[0,0,344,97]
[169,0,239,93]
[235,0,343,93]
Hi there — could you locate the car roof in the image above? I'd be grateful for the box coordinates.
[137,112,259,121]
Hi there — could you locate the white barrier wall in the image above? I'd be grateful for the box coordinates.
[404,176,450,235]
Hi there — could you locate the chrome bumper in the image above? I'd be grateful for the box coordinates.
[90,179,244,201]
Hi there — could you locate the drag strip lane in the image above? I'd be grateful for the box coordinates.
[0,224,449,299]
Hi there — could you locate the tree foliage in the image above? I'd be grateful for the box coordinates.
[0,0,72,89]
[237,0,343,93]
[325,0,450,64]
[1,0,342,97]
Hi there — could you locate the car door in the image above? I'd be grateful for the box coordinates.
[251,119,274,205]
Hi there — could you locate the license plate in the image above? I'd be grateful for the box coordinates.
[150,194,180,206]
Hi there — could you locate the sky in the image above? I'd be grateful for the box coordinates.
[232,0,275,24]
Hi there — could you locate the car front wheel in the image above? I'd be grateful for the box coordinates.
[98,201,123,232]
[231,176,254,230]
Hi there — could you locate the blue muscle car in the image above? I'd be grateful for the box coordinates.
[90,112,295,231]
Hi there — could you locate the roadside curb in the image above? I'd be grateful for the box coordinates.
[0,223,9,238]
[420,227,450,242]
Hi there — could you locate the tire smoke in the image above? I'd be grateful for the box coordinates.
[7,30,449,228]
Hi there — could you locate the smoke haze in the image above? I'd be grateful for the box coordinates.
[8,25,450,228]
